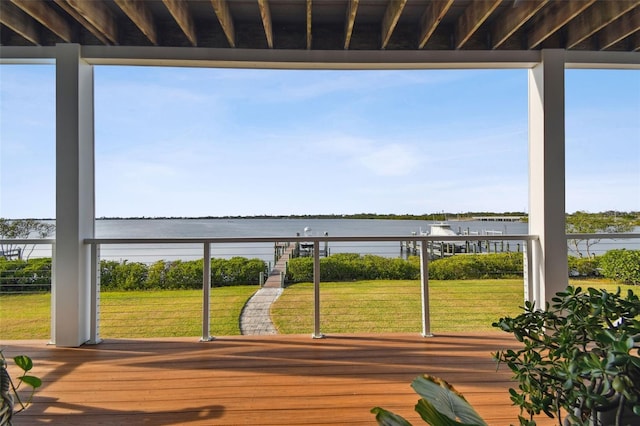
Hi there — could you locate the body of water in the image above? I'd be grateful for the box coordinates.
[22,218,639,264]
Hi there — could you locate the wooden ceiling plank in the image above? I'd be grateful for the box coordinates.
[491,0,549,49]
[60,0,118,45]
[9,0,72,42]
[599,7,640,50]
[566,1,639,48]
[162,0,197,46]
[114,0,158,45]
[210,0,235,48]
[381,0,407,49]
[306,0,312,49]
[418,0,454,49]
[344,0,359,49]
[257,0,273,48]
[631,30,640,51]
[0,1,40,45]
[527,0,596,48]
[456,0,502,49]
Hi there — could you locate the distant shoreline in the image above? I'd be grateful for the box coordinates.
[92,213,528,222]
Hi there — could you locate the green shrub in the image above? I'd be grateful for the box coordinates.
[286,254,420,283]
[599,249,640,285]
[568,255,600,277]
[99,257,267,291]
[429,253,523,280]
[0,258,51,293]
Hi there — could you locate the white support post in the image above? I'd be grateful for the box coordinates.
[528,49,569,307]
[88,243,102,344]
[420,240,433,337]
[201,242,214,341]
[54,43,96,347]
[312,241,324,339]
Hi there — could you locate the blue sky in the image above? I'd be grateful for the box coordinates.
[0,65,638,218]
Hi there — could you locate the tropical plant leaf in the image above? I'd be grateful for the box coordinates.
[19,375,42,389]
[411,375,488,425]
[415,399,482,426]
[371,406,414,426]
[13,355,33,372]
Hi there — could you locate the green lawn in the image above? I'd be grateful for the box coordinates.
[1,280,636,339]
[270,279,639,334]
[0,286,258,339]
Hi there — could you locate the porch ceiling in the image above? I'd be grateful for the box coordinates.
[1,0,638,53]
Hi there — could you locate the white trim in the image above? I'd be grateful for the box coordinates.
[2,45,638,69]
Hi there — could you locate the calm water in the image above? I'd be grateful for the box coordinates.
[29,218,637,264]
[92,218,527,263]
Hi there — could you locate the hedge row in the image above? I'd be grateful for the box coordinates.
[2,249,638,292]
[286,252,524,282]
[0,257,267,293]
[100,257,268,291]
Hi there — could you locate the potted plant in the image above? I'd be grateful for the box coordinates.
[493,286,640,425]
[1,350,41,425]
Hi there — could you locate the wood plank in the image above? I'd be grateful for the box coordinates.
[210,0,235,48]
[257,0,273,48]
[456,0,502,49]
[0,333,558,425]
[381,0,407,49]
[9,0,72,42]
[162,0,197,46]
[114,0,157,45]
[0,1,40,45]
[491,0,549,49]
[566,0,639,48]
[306,0,312,49]
[418,0,454,49]
[344,0,359,49]
[527,0,596,48]
[57,0,118,45]
[599,6,640,50]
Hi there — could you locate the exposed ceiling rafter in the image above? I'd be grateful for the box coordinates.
[210,0,235,48]
[381,0,407,49]
[418,0,453,49]
[162,0,197,46]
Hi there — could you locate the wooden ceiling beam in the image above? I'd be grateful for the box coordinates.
[306,0,312,49]
[527,0,596,48]
[491,0,549,49]
[114,0,158,45]
[631,30,640,51]
[257,0,273,48]
[162,0,197,46]
[566,1,639,48]
[0,1,40,45]
[599,7,639,50]
[57,0,118,45]
[381,0,407,49]
[210,0,235,47]
[344,0,359,49]
[456,0,501,49]
[9,0,72,42]
[418,0,453,49]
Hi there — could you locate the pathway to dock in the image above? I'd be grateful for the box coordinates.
[239,243,295,335]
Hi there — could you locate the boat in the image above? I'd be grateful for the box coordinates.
[420,223,467,254]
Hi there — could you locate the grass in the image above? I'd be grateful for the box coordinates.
[1,279,636,339]
[0,286,258,339]
[270,279,639,334]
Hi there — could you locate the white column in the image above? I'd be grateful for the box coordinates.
[55,44,95,347]
[528,49,569,307]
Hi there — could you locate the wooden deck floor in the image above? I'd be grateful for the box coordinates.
[1,333,554,425]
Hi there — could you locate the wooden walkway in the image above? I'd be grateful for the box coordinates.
[1,333,555,425]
